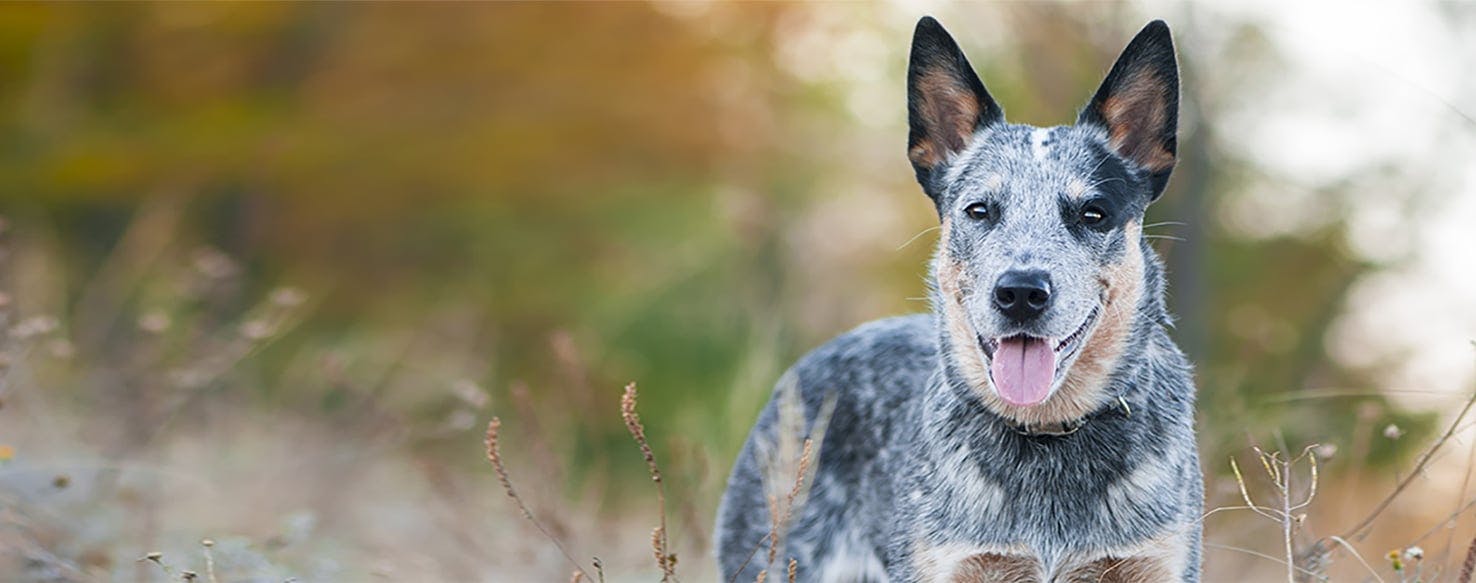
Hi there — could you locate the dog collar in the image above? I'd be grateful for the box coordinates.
[1005,395,1133,437]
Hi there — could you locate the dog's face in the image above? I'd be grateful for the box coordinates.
[909,18,1178,424]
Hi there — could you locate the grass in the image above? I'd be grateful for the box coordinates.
[4,214,1476,582]
[483,380,1476,582]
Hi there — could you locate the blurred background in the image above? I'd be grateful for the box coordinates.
[1,2,1474,581]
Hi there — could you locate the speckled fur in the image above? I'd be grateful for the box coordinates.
[717,18,1201,582]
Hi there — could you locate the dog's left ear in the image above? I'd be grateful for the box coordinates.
[907,17,1004,189]
[1078,20,1179,201]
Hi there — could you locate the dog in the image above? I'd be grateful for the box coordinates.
[715,17,1202,583]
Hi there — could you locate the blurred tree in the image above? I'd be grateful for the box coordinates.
[0,2,1436,496]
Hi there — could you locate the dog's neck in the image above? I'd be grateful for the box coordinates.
[1000,394,1135,437]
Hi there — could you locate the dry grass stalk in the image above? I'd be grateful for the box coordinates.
[510,380,566,489]
[765,494,782,572]
[732,377,831,583]
[201,539,219,583]
[729,455,813,583]
[621,382,676,581]
[1460,535,1476,583]
[651,526,669,576]
[786,439,814,522]
[759,438,813,582]
[484,417,591,580]
[1228,445,1321,583]
[1342,390,1476,543]
[729,532,771,582]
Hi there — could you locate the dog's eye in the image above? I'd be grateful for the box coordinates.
[1080,205,1107,226]
[965,202,992,221]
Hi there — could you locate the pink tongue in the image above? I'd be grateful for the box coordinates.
[991,337,1056,406]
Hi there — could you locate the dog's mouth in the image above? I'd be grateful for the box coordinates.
[977,306,1100,407]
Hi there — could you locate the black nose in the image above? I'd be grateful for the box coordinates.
[993,270,1052,322]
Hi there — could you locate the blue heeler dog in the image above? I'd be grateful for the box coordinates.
[716,17,1202,582]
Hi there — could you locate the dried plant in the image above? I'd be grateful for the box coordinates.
[201,539,219,583]
[621,382,676,581]
[730,373,830,583]
[1225,444,1323,582]
[484,417,592,580]
[1341,391,1476,544]
[1458,535,1476,583]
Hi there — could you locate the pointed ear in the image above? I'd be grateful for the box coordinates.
[907,16,1003,187]
[1078,20,1179,201]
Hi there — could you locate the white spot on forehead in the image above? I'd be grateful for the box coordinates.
[1067,177,1089,198]
[984,174,1003,191]
[1030,127,1051,161]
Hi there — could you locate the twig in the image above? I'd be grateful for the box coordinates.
[760,438,813,579]
[731,380,832,583]
[1204,542,1326,580]
[1460,534,1476,583]
[1226,445,1320,582]
[1323,536,1386,583]
[201,539,219,583]
[765,494,781,579]
[621,382,675,582]
[1445,433,1476,575]
[728,532,772,583]
[1230,458,1281,521]
[1408,496,1476,547]
[484,418,591,579]
[1342,390,1476,542]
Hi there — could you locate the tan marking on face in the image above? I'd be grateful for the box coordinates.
[1058,220,1144,404]
[935,219,993,394]
[910,70,982,170]
[913,541,1041,583]
[1101,69,1175,173]
[1056,523,1191,582]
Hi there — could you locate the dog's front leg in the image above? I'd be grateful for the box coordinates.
[1053,525,1193,583]
[908,542,1045,583]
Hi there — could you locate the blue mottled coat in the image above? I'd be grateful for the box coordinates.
[717,17,1203,583]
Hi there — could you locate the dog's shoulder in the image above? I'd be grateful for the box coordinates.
[743,313,939,463]
[786,313,938,407]
[716,314,937,578]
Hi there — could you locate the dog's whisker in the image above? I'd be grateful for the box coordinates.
[1085,150,1112,178]
[1084,176,1126,190]
[895,225,942,251]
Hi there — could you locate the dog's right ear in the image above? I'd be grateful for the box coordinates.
[907,16,1003,188]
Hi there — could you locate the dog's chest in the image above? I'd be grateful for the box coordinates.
[905,436,1185,569]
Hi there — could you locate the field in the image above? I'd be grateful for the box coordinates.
[3,2,1476,582]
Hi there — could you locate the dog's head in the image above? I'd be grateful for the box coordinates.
[910,18,1177,425]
